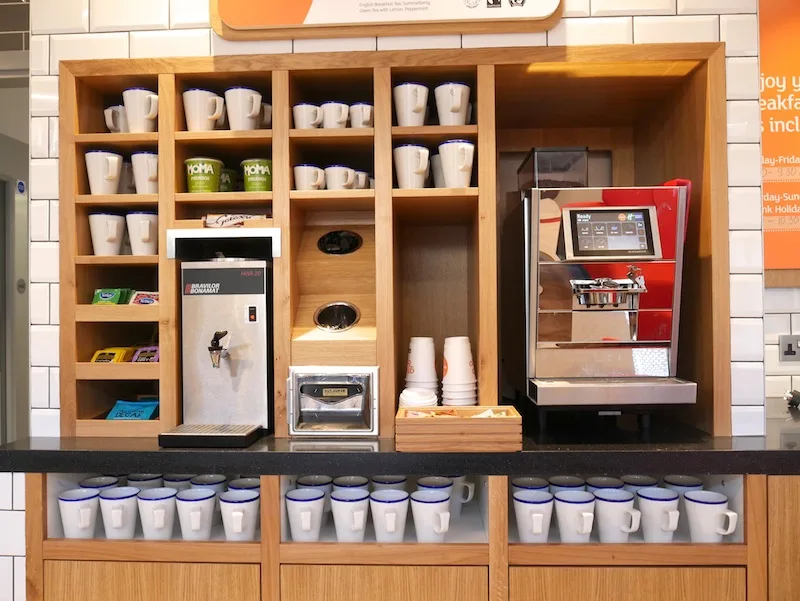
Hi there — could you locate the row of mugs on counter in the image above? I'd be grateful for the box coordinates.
[182,88,272,132]
[511,475,737,544]
[86,150,158,195]
[285,475,475,544]
[395,140,474,189]
[57,474,261,541]
[89,212,158,256]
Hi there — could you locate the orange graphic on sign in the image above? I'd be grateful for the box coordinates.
[761,0,800,269]
[219,0,313,28]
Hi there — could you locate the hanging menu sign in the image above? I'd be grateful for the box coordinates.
[213,0,562,39]
[761,0,800,271]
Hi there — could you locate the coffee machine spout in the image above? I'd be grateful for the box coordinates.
[208,331,230,369]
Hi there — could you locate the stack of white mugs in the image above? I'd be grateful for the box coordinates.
[511,474,739,544]
[400,336,478,407]
[284,475,475,544]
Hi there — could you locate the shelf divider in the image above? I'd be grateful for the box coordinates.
[75,362,160,380]
[75,305,159,322]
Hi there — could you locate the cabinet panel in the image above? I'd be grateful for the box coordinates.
[769,476,800,601]
[44,561,260,601]
[281,565,488,601]
[509,567,745,601]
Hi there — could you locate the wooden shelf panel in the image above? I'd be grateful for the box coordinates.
[43,539,260,563]
[175,192,273,205]
[74,419,162,438]
[508,544,748,566]
[392,188,479,224]
[176,130,273,142]
[392,125,478,145]
[173,218,274,229]
[74,305,159,322]
[290,189,375,211]
[75,362,160,380]
[290,128,374,149]
[75,255,159,265]
[75,194,158,207]
[279,543,488,566]
[75,133,159,145]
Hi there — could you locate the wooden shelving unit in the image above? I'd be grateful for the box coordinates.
[74,362,160,380]
[289,189,375,211]
[74,256,159,265]
[74,304,159,322]
[75,194,158,207]
[174,192,273,205]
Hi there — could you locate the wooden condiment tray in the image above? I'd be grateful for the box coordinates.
[395,406,522,452]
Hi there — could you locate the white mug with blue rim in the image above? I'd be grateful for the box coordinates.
[99,486,140,540]
[286,488,325,542]
[331,488,370,543]
[138,487,178,540]
[513,489,554,544]
[58,488,100,539]
[370,489,410,543]
[220,489,260,542]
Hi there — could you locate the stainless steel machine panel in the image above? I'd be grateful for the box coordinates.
[181,260,270,427]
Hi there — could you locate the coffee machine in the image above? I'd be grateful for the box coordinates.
[501,185,697,429]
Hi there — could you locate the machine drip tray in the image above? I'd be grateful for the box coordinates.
[159,424,262,448]
[530,377,697,407]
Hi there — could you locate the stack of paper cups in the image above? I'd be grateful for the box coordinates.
[405,337,438,393]
[442,336,477,406]
[399,388,438,408]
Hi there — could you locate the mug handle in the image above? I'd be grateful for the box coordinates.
[300,508,312,532]
[362,105,373,125]
[190,508,202,531]
[261,104,273,127]
[415,148,430,174]
[145,95,159,120]
[531,512,544,535]
[106,220,118,243]
[459,145,475,171]
[338,105,350,124]
[663,509,680,532]
[313,168,325,189]
[148,157,159,181]
[209,96,225,121]
[154,507,165,529]
[311,107,323,127]
[78,507,92,529]
[461,482,475,503]
[248,93,263,119]
[105,155,121,181]
[104,107,119,132]
[385,510,397,533]
[232,510,244,533]
[622,508,641,533]
[412,88,426,113]
[450,86,463,113]
[111,507,123,529]
[140,220,151,244]
[578,512,594,535]
[717,511,738,536]
[352,509,366,532]
[434,511,450,534]
[343,169,356,189]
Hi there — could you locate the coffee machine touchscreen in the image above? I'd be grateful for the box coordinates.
[563,206,662,260]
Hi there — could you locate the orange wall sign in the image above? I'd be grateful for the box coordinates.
[761,0,800,269]
[213,0,562,39]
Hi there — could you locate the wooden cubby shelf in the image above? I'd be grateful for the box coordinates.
[43,539,261,564]
[393,188,479,223]
[508,544,747,566]
[174,192,273,205]
[278,543,489,566]
[289,189,375,211]
[75,256,159,265]
[175,130,272,143]
[392,125,478,144]
[74,362,160,380]
[74,132,159,145]
[75,194,159,207]
[74,419,162,437]
[74,305,159,323]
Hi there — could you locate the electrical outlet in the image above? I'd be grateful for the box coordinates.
[779,335,800,362]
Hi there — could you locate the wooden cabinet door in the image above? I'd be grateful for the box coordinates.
[510,567,745,601]
[281,565,488,601]
[44,561,260,601]
[769,476,800,601]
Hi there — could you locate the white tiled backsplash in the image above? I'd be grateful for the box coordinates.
[7,1,769,597]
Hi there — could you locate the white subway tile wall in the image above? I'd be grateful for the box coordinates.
[7,2,767,597]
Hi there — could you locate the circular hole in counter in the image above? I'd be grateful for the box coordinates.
[313,301,361,333]
[317,230,363,255]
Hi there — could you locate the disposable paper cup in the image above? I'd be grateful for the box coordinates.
[442,390,478,400]
[442,342,476,385]
[406,337,437,382]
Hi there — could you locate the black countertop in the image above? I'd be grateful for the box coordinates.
[3,406,800,475]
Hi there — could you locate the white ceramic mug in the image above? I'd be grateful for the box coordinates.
[131,151,158,194]
[119,162,137,195]
[372,476,407,491]
[138,487,178,541]
[350,103,374,128]
[183,89,224,132]
[125,212,158,256]
[513,489,554,544]
[286,488,325,542]
[104,105,129,133]
[438,139,474,188]
[176,488,215,541]
[435,82,471,126]
[586,476,625,494]
[354,170,369,189]
[260,103,273,128]
[293,103,323,129]
[325,165,356,190]
[122,88,158,133]
[333,476,370,492]
[448,475,476,519]
[88,213,125,256]
[549,475,586,494]
[99,486,139,540]
[80,476,119,491]
[370,489,409,543]
[417,476,454,513]
[191,474,227,523]
[220,489,260,542]
[321,101,349,128]
[58,488,100,539]
[664,475,703,536]
[296,475,333,519]
[431,154,445,188]
[595,489,641,544]
[224,87,262,131]
[511,477,549,497]
[554,490,595,543]
[331,488,369,543]
[684,490,738,543]
[637,487,680,543]
[394,82,428,127]
[394,144,429,189]
[294,164,326,190]
[128,474,163,490]
[85,150,123,195]
[163,475,195,492]
[411,489,450,543]
[229,478,261,491]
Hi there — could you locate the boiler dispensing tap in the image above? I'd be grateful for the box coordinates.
[208,330,230,369]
